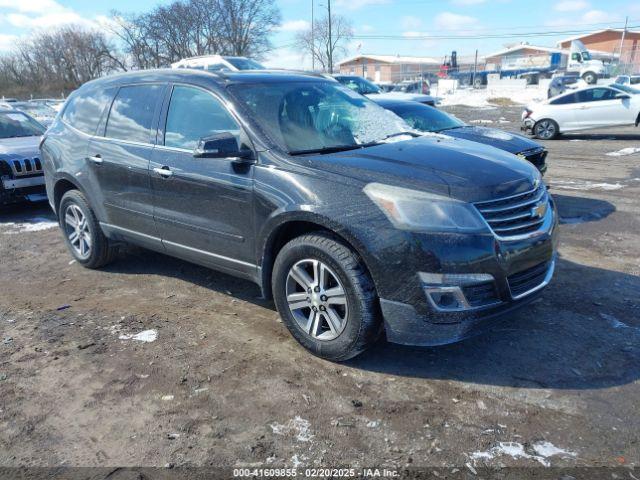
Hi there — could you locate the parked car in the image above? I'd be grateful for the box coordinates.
[547,75,580,98]
[0,110,47,205]
[615,75,640,86]
[392,80,431,95]
[42,69,557,360]
[12,101,57,127]
[31,98,66,112]
[522,84,640,139]
[172,55,265,72]
[375,82,395,93]
[375,98,547,175]
[334,75,437,106]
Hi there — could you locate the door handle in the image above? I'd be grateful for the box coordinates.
[88,154,103,165]
[153,166,173,178]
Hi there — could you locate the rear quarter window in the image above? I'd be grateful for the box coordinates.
[62,88,115,135]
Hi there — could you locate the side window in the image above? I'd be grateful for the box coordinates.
[550,93,577,105]
[631,78,640,85]
[62,88,114,135]
[577,88,616,103]
[164,85,240,150]
[105,84,163,144]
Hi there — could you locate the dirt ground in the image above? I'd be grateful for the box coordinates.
[1,106,639,474]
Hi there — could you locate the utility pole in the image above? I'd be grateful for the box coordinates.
[311,0,315,71]
[618,16,628,74]
[327,0,333,73]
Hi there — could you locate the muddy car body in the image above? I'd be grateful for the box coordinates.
[41,69,558,360]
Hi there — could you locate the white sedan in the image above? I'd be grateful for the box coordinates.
[522,84,640,139]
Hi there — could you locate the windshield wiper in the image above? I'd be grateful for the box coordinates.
[289,144,365,156]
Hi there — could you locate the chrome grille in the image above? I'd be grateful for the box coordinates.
[474,186,549,239]
[8,157,43,177]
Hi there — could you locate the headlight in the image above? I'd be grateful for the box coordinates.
[363,182,487,233]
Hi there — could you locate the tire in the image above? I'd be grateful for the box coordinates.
[533,119,560,140]
[272,232,382,361]
[582,72,597,85]
[58,190,116,269]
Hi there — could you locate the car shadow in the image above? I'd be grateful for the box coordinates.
[552,193,616,224]
[0,202,54,222]
[347,256,640,390]
[560,132,640,141]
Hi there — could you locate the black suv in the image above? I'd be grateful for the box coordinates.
[41,69,558,360]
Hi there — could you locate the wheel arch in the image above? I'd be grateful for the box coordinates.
[53,175,86,215]
[258,212,376,301]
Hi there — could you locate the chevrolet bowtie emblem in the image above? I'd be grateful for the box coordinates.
[532,203,547,219]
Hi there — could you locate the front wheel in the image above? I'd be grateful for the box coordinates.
[582,72,597,85]
[272,233,382,361]
[533,119,560,140]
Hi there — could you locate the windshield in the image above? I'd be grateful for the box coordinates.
[336,77,381,95]
[383,103,465,133]
[0,112,45,138]
[612,84,640,95]
[229,81,412,154]
[225,57,265,70]
[392,83,411,92]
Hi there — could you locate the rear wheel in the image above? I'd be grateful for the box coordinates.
[533,119,559,140]
[59,190,116,269]
[272,232,381,361]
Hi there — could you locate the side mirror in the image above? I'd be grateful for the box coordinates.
[193,132,253,162]
[615,93,630,100]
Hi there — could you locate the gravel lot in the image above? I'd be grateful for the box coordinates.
[1,106,639,474]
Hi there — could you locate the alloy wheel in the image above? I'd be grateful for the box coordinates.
[64,204,92,259]
[536,121,556,140]
[285,258,349,341]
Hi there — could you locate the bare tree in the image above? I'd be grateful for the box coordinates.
[295,14,353,72]
[111,0,280,69]
[0,25,124,97]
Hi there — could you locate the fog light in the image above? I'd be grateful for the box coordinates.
[420,272,496,313]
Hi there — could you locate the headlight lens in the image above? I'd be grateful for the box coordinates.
[363,182,487,233]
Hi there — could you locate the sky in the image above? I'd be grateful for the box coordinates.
[0,0,638,69]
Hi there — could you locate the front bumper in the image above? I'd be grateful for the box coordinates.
[373,195,559,347]
[0,175,47,205]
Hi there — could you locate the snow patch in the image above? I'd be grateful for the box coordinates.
[551,180,624,191]
[470,441,575,467]
[270,416,314,442]
[600,312,638,331]
[1,218,58,234]
[606,147,640,157]
[470,119,493,124]
[532,441,576,459]
[118,329,158,343]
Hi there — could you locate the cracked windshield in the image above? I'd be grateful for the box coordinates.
[230,81,413,154]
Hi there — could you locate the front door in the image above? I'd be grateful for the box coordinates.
[573,88,633,128]
[150,84,256,277]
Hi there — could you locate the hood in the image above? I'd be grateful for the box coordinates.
[0,135,41,159]
[441,126,542,155]
[303,135,539,203]
[365,91,435,103]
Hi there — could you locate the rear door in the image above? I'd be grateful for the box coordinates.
[150,84,256,276]
[87,83,166,248]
